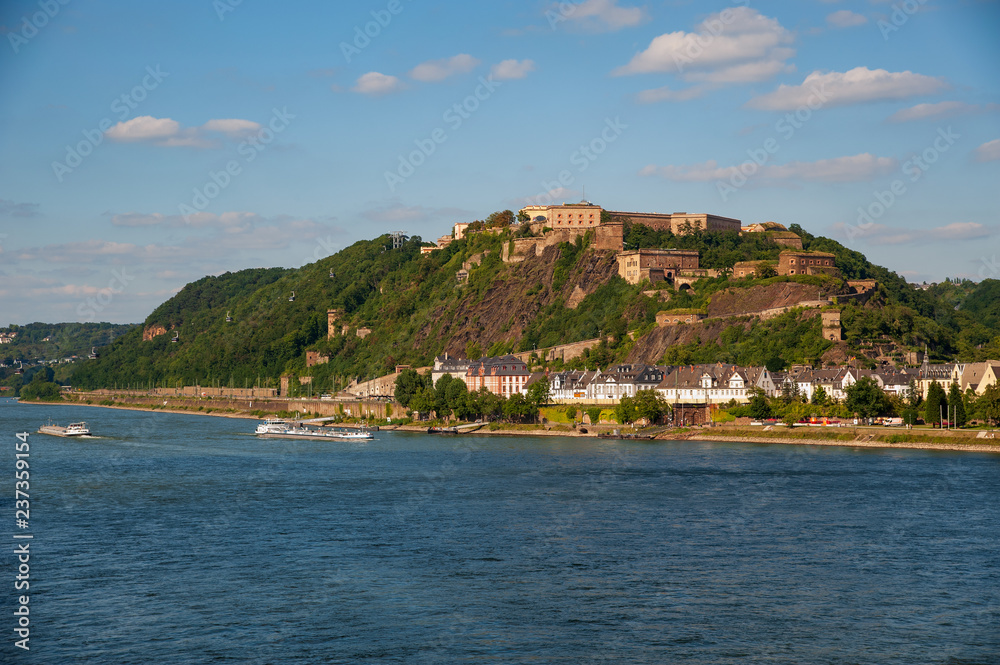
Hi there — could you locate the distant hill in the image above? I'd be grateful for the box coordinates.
[68,223,1000,392]
[0,322,135,364]
[955,279,1000,330]
[0,321,136,392]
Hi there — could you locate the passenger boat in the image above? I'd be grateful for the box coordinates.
[254,418,373,440]
[38,421,91,437]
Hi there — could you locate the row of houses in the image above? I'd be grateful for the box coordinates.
[431,354,1000,404]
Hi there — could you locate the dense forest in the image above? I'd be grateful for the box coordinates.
[0,321,134,362]
[0,322,135,391]
[67,220,1000,393]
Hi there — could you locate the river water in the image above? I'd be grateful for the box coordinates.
[2,400,998,664]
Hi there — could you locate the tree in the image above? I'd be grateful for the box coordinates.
[516,210,530,223]
[503,393,531,422]
[924,381,947,427]
[446,378,469,418]
[434,374,454,419]
[749,392,772,420]
[781,378,800,405]
[410,387,435,419]
[905,378,922,409]
[485,210,515,228]
[19,373,62,401]
[586,406,602,425]
[635,389,669,424]
[394,369,425,408]
[845,376,889,420]
[756,262,777,278]
[566,406,578,421]
[526,377,550,415]
[948,382,966,428]
[614,395,637,425]
[475,388,503,421]
[811,385,829,406]
[978,385,1000,426]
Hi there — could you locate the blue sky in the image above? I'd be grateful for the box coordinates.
[1,0,998,325]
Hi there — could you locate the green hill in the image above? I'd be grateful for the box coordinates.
[68,223,1000,392]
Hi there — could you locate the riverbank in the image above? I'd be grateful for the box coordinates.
[20,398,1000,452]
[673,426,1000,454]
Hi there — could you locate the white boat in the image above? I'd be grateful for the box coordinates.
[254,418,373,440]
[38,421,91,437]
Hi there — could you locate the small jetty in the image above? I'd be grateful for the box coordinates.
[598,430,655,440]
[38,421,91,437]
[427,422,484,434]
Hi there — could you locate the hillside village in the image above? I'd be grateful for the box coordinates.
[52,197,1000,428]
[312,200,1000,422]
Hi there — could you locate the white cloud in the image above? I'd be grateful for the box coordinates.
[200,118,261,137]
[887,101,999,122]
[930,222,996,240]
[826,10,867,28]
[747,66,949,111]
[0,199,40,218]
[5,213,349,324]
[105,116,181,143]
[836,221,998,246]
[408,54,480,82]
[104,116,262,148]
[975,139,1000,163]
[763,153,897,182]
[490,59,536,80]
[109,211,266,230]
[111,212,167,227]
[640,153,897,183]
[613,7,794,84]
[554,0,646,32]
[352,72,404,95]
[16,213,342,266]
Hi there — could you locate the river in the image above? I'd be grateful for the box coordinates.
[2,400,998,663]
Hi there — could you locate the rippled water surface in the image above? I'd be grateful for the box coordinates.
[3,401,999,663]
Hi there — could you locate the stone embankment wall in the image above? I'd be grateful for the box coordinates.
[503,230,581,263]
[349,371,405,398]
[70,391,407,419]
[511,337,605,364]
